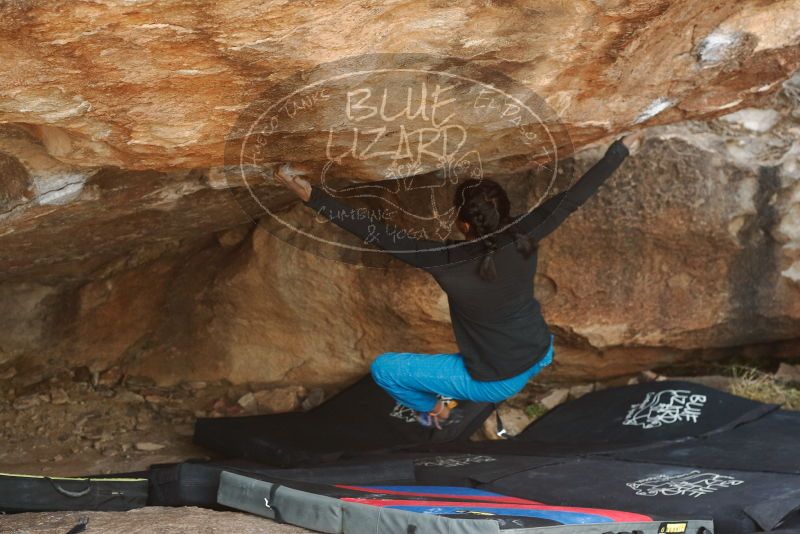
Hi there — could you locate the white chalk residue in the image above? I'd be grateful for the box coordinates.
[462,39,486,48]
[35,173,88,205]
[48,29,101,46]
[278,163,305,179]
[752,80,782,94]
[783,261,800,283]
[175,66,226,76]
[135,23,195,34]
[720,108,781,133]
[696,29,741,65]
[634,98,673,124]
[711,99,743,112]
[16,93,91,122]
[229,38,272,51]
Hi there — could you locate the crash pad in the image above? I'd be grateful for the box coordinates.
[193,375,493,466]
[516,380,777,452]
[0,472,148,512]
[216,469,713,534]
[147,457,414,508]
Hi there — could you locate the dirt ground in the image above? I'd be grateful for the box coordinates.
[0,507,311,533]
[0,364,326,532]
[0,365,236,478]
[0,362,560,477]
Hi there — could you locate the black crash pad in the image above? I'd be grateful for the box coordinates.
[398,381,800,533]
[193,375,493,466]
[603,409,800,474]
[174,380,800,533]
[515,380,777,452]
[0,472,148,512]
[147,457,414,508]
[482,457,800,534]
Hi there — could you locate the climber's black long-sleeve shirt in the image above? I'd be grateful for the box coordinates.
[304,140,629,381]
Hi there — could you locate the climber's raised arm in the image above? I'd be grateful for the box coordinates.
[516,132,642,242]
[273,165,449,269]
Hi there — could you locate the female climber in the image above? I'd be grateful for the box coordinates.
[274,132,643,429]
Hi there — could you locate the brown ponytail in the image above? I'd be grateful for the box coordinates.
[454,179,533,281]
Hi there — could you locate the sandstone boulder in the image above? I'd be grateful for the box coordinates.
[0,2,799,387]
[1,1,798,171]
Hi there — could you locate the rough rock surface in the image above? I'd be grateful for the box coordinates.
[3,1,798,283]
[1,3,800,386]
[1,73,799,385]
[2,1,798,172]
[542,75,800,362]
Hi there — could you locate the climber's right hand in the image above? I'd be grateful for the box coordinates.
[274,163,312,202]
[621,130,645,154]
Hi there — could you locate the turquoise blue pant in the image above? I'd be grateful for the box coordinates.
[371,336,554,413]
